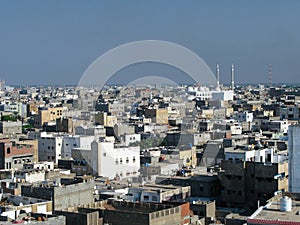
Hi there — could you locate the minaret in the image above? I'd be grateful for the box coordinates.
[231,64,235,91]
[268,64,272,87]
[216,64,220,90]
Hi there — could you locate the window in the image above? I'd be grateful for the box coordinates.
[6,147,11,154]
[126,157,129,164]
[120,158,123,164]
[144,195,149,200]
[115,159,118,165]
[103,153,107,157]
[133,156,136,163]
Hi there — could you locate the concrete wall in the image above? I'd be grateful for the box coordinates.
[21,179,95,211]
[0,121,22,135]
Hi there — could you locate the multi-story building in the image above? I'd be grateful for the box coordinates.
[280,105,299,120]
[94,111,117,127]
[95,101,125,117]
[21,177,95,211]
[56,117,74,133]
[38,132,95,162]
[219,160,288,210]
[235,111,254,122]
[38,134,63,163]
[288,125,300,192]
[33,106,64,128]
[72,140,140,179]
[144,108,168,125]
[0,139,35,170]
[158,174,222,201]
[0,121,22,135]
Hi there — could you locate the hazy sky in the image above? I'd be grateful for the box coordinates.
[0,1,300,86]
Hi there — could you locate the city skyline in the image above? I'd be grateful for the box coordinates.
[0,1,300,85]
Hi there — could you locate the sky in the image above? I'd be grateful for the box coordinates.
[0,0,300,86]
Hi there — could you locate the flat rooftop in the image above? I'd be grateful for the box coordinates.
[98,200,178,214]
[249,198,300,223]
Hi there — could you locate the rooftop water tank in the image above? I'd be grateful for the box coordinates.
[280,196,292,212]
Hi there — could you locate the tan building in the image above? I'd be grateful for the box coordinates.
[33,107,64,128]
[179,147,197,168]
[145,108,168,125]
[26,102,39,116]
[94,112,117,127]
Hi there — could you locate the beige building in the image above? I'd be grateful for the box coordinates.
[145,108,168,125]
[94,112,117,127]
[33,107,64,128]
[179,147,197,168]
[26,102,39,116]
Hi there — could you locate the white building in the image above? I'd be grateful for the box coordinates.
[230,122,243,135]
[38,132,95,162]
[225,147,288,163]
[122,133,141,146]
[91,141,140,180]
[211,90,234,101]
[73,141,140,180]
[188,86,234,101]
[288,125,300,192]
[62,135,95,158]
